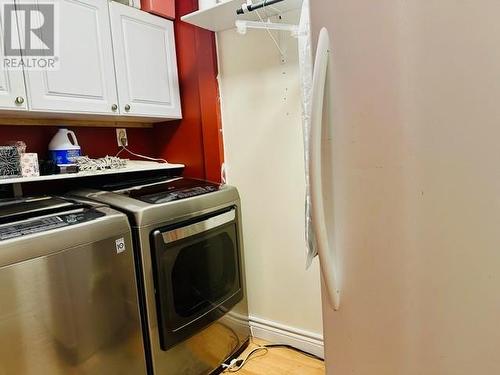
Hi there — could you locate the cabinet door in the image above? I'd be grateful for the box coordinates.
[22,0,119,114]
[109,2,181,119]
[0,1,27,111]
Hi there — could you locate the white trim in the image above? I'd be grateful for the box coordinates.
[249,316,324,359]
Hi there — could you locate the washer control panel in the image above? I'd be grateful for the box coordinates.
[0,210,105,241]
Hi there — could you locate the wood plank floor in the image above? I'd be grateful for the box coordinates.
[225,339,325,375]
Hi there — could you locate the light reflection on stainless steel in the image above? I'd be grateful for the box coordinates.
[0,231,146,374]
[162,209,236,243]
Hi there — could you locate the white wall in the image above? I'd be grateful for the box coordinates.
[216,12,324,350]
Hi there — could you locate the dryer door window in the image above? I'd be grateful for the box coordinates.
[171,231,238,317]
[150,208,243,351]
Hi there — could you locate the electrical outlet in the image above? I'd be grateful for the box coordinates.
[116,128,128,147]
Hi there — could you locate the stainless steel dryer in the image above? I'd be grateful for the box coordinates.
[73,178,250,375]
[0,196,147,375]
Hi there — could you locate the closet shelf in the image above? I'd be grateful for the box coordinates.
[181,0,302,32]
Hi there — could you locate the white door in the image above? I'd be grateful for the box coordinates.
[312,1,500,375]
[109,2,181,119]
[22,0,119,114]
[0,0,27,111]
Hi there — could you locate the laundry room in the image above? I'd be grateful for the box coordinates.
[4,0,497,374]
[0,0,324,374]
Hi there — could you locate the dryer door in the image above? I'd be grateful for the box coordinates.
[150,207,243,350]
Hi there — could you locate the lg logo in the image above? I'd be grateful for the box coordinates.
[115,238,127,254]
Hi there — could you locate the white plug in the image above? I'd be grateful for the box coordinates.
[221,358,240,371]
[116,128,128,147]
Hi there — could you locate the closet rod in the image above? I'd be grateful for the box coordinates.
[236,0,285,15]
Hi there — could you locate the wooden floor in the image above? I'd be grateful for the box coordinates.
[226,339,325,375]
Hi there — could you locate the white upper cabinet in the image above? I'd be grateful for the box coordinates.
[22,0,119,114]
[0,1,27,111]
[109,2,181,119]
[0,0,182,120]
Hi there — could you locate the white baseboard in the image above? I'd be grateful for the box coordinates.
[248,316,324,359]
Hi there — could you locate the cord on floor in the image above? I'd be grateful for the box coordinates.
[222,346,269,372]
[222,337,323,373]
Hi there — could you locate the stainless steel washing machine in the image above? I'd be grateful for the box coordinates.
[0,196,147,375]
[73,178,250,375]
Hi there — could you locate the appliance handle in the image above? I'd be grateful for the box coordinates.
[310,27,340,310]
[161,209,236,243]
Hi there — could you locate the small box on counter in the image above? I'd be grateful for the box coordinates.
[20,153,40,177]
[0,146,21,179]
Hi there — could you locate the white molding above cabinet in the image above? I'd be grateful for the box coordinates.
[0,0,181,122]
[109,2,181,119]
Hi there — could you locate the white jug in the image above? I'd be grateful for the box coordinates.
[48,128,81,166]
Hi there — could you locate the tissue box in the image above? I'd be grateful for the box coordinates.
[20,153,40,177]
[0,146,21,179]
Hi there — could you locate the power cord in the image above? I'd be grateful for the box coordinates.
[222,346,269,372]
[115,146,169,163]
[115,131,169,163]
[222,338,324,373]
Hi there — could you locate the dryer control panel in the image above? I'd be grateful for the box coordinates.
[124,178,221,204]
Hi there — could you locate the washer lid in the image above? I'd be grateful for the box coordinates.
[0,197,130,267]
[0,196,75,224]
[0,196,107,242]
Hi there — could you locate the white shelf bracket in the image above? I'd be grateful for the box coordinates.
[235,19,302,63]
[235,19,299,37]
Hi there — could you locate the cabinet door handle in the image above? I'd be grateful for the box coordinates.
[111,104,118,111]
[15,96,24,105]
[124,104,131,112]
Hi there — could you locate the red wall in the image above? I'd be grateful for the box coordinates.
[154,0,223,182]
[0,126,154,161]
[0,0,223,182]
